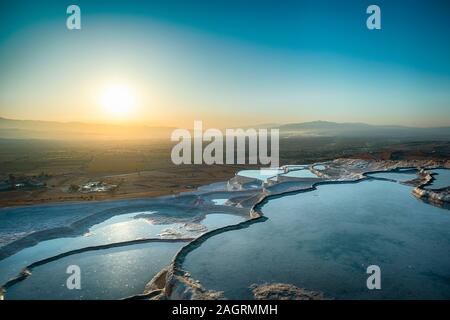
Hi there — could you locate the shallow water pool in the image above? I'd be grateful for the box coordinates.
[237,169,284,182]
[0,209,246,287]
[5,242,182,300]
[366,171,418,182]
[425,169,450,190]
[281,169,318,178]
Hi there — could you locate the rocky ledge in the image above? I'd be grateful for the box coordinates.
[412,169,449,205]
[251,283,328,300]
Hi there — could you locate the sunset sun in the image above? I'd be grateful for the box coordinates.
[100,85,136,117]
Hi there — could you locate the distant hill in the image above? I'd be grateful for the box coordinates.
[0,117,175,140]
[0,117,449,140]
[276,121,450,139]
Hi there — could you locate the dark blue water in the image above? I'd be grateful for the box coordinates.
[182,178,450,299]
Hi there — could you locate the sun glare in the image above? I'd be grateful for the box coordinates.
[100,85,136,117]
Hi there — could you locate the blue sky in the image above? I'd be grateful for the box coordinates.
[0,0,449,127]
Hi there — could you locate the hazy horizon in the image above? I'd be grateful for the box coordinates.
[1,115,450,129]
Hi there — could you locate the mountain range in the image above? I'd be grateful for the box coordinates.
[0,117,449,140]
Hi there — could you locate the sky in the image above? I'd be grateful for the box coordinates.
[0,0,449,128]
